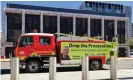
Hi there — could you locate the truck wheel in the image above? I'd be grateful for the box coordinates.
[26,60,41,73]
[89,60,101,70]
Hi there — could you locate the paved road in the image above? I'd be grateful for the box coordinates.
[1,58,133,70]
[1,61,10,69]
[1,58,133,80]
[1,68,133,80]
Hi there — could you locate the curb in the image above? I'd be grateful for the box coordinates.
[0,59,10,62]
[118,57,133,61]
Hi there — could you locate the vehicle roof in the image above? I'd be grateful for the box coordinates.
[21,33,54,36]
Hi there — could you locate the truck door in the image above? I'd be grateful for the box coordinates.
[17,36,34,56]
[37,36,52,55]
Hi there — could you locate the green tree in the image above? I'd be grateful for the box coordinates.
[130,38,133,47]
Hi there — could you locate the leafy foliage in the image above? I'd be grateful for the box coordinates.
[129,38,133,46]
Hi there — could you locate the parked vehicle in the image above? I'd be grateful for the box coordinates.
[129,52,133,57]
[11,33,118,73]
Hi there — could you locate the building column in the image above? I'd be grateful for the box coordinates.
[1,46,5,57]
[125,19,129,44]
[2,8,5,43]
[40,12,43,33]
[127,46,130,57]
[114,19,119,53]
[73,14,76,35]
[22,10,25,34]
[88,16,90,37]
[126,19,130,56]
[102,17,104,40]
[115,19,117,40]
[1,8,6,56]
[57,13,60,36]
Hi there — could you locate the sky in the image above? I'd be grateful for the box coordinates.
[0,1,133,32]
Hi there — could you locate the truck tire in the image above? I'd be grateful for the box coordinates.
[26,60,41,73]
[89,60,102,70]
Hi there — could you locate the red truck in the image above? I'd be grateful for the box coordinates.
[12,33,118,73]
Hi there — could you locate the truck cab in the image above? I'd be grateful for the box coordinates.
[15,33,56,57]
[13,33,56,73]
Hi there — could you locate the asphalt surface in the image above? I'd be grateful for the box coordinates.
[0,58,133,80]
[1,67,133,80]
[1,58,133,70]
[1,61,10,69]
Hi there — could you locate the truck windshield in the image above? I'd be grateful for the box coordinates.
[19,36,33,47]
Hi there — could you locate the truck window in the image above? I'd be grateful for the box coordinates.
[39,36,50,45]
[27,36,33,45]
[19,36,33,47]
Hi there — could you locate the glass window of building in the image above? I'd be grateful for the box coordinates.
[76,18,88,36]
[7,13,22,42]
[90,19,101,37]
[43,16,57,34]
[108,4,111,9]
[117,21,125,44]
[87,2,93,8]
[120,5,123,13]
[93,2,96,8]
[118,47,126,57]
[25,14,40,33]
[89,2,92,7]
[96,2,98,8]
[112,4,116,12]
[104,20,114,42]
[116,5,120,10]
[85,3,89,8]
[101,3,105,11]
[60,17,73,34]
[104,4,108,11]
[5,47,15,58]
[118,5,120,10]
[112,4,115,9]
[86,2,90,8]
[102,3,104,8]
[98,3,101,8]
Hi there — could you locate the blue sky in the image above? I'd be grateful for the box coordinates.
[0,1,133,32]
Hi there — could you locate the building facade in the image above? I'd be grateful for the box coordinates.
[0,32,1,55]
[1,2,131,58]
[132,23,133,37]
[80,1,132,38]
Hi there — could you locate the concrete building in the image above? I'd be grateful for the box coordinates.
[0,32,1,55]
[1,2,131,58]
[132,23,133,37]
[80,1,132,38]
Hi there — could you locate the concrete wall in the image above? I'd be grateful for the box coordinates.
[0,32,1,55]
